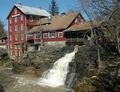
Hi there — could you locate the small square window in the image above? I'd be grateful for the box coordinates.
[58,32,63,38]
[48,31,56,38]
[36,33,41,38]
[43,33,47,38]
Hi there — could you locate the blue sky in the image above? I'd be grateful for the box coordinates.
[0,0,80,30]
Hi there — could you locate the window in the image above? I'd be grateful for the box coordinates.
[14,8,17,14]
[15,45,17,49]
[36,33,41,38]
[10,35,12,41]
[15,25,18,31]
[58,32,63,38]
[43,33,47,38]
[15,17,17,23]
[48,31,56,38]
[21,15,23,21]
[15,34,18,41]
[30,16,33,22]
[9,26,12,32]
[21,24,23,30]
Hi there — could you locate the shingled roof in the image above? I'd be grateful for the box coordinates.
[28,12,80,33]
[65,22,92,32]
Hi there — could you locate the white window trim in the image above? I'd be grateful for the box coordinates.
[21,24,23,31]
[43,33,47,38]
[48,31,56,38]
[14,8,17,14]
[21,15,23,21]
[58,32,63,38]
[15,34,18,41]
[15,17,17,23]
[15,25,18,31]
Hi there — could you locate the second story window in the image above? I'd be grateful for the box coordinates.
[21,24,23,30]
[15,34,18,41]
[15,25,18,31]
[21,15,23,21]
[15,17,17,23]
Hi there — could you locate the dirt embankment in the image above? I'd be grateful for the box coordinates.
[12,46,74,76]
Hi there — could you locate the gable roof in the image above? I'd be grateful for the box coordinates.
[7,4,50,18]
[28,12,80,33]
[64,21,103,32]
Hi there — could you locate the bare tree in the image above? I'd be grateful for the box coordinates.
[77,0,120,71]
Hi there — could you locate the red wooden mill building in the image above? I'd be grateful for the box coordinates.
[7,4,92,57]
[7,4,50,57]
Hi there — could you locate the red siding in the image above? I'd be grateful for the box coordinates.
[8,7,40,57]
[34,30,65,43]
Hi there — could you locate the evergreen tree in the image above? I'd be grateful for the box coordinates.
[49,0,59,16]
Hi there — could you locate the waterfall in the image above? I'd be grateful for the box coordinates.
[38,49,77,88]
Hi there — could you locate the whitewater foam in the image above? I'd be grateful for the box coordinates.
[38,51,76,87]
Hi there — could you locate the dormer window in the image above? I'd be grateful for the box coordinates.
[30,16,33,22]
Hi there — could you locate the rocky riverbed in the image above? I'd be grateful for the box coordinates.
[0,67,67,92]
